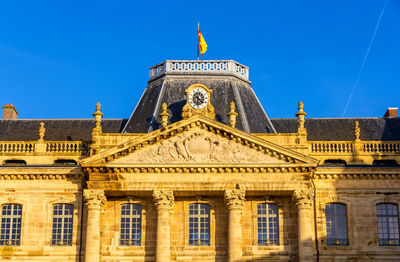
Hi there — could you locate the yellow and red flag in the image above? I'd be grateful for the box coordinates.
[198,24,207,57]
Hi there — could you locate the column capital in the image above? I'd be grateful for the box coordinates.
[83,189,106,210]
[225,185,245,210]
[293,189,314,209]
[153,190,174,211]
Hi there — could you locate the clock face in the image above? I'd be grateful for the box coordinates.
[188,88,209,109]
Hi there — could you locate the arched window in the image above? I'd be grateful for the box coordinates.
[377,203,399,246]
[257,203,279,245]
[0,204,22,246]
[51,204,74,246]
[325,203,348,245]
[188,203,210,246]
[120,204,142,246]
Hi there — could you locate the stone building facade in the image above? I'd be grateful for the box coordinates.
[0,60,399,261]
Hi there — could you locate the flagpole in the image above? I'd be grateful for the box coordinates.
[197,22,200,60]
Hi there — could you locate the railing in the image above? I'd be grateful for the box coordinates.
[309,141,400,155]
[0,141,89,155]
[363,142,400,153]
[46,141,89,154]
[149,60,249,81]
[0,142,35,153]
[309,142,353,154]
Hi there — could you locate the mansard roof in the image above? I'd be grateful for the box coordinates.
[122,60,276,134]
[0,119,126,141]
[1,117,400,142]
[271,117,400,141]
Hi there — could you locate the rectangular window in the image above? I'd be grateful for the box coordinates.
[377,203,400,246]
[51,204,74,246]
[0,204,22,246]
[325,203,348,246]
[189,204,210,246]
[257,203,279,245]
[120,204,141,246]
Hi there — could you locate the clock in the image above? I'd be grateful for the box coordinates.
[188,88,209,109]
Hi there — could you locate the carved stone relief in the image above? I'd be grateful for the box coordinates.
[113,129,286,164]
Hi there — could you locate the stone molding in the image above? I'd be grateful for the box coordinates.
[224,186,245,210]
[152,190,174,211]
[293,189,314,209]
[83,189,106,210]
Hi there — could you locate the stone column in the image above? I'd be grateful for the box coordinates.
[224,186,245,262]
[153,190,174,262]
[83,189,106,262]
[293,189,314,262]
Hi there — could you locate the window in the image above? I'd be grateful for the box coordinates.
[51,204,74,246]
[189,204,210,246]
[120,204,142,246]
[325,203,348,245]
[377,203,400,246]
[0,204,22,246]
[257,203,279,245]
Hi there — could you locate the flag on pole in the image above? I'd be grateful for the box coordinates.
[198,23,207,56]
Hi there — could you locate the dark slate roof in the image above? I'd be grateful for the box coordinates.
[271,118,400,141]
[0,119,127,141]
[122,75,276,133]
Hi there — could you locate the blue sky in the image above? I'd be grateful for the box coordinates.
[0,0,399,119]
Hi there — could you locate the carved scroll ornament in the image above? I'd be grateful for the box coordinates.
[113,130,284,164]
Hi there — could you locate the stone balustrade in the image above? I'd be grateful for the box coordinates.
[149,60,249,81]
[0,142,35,153]
[309,141,400,155]
[309,141,353,154]
[0,141,89,155]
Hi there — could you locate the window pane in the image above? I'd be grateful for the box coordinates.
[325,203,348,246]
[120,204,141,246]
[377,204,400,246]
[188,204,210,246]
[51,204,74,246]
[0,204,22,246]
[257,203,279,246]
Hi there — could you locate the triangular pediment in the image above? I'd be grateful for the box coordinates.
[81,115,318,167]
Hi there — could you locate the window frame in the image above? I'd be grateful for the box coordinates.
[256,203,280,246]
[376,203,400,246]
[324,202,349,246]
[0,204,22,246]
[51,203,74,246]
[120,203,142,246]
[188,203,211,246]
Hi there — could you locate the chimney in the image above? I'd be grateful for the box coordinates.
[2,104,18,119]
[384,107,398,118]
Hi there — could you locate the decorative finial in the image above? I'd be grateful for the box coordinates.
[228,101,238,128]
[354,120,360,141]
[159,102,170,127]
[296,101,307,129]
[38,122,45,142]
[93,102,104,130]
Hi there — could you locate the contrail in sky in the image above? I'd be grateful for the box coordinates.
[342,0,390,117]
